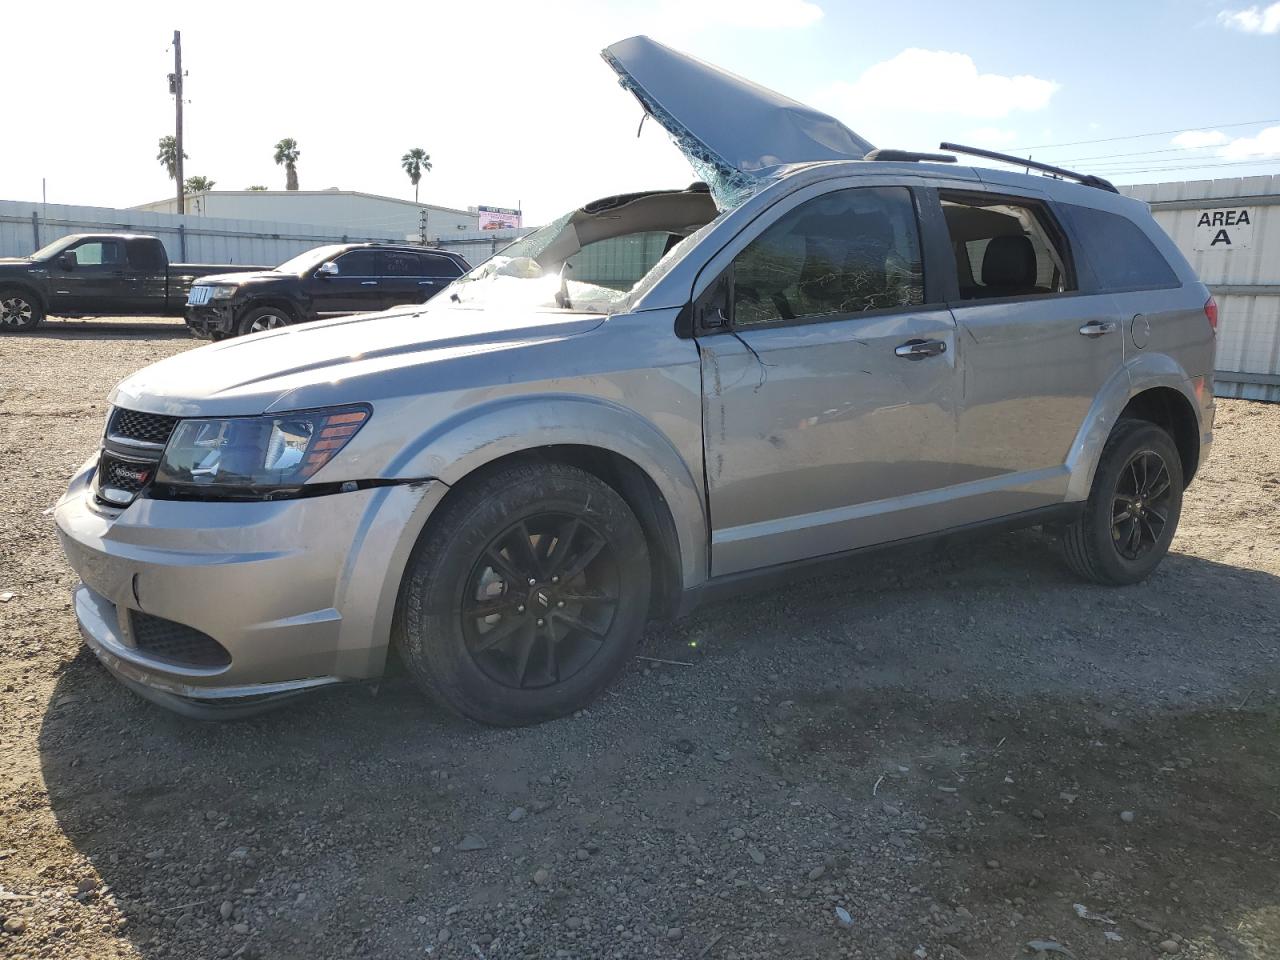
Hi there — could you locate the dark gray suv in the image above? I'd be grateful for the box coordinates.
[56,36,1215,725]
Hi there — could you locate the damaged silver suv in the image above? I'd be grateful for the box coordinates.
[56,36,1216,725]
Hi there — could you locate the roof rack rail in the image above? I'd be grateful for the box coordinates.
[938,142,1119,193]
[864,148,957,164]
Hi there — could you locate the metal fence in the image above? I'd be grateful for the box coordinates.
[1123,175,1280,403]
[433,227,532,266]
[0,199,404,266]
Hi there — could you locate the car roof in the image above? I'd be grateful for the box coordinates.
[769,159,1152,217]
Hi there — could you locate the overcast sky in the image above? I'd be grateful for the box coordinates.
[5,0,1279,224]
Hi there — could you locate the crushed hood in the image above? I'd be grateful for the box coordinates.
[601,35,873,208]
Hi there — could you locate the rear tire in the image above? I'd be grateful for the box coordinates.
[395,462,651,726]
[1063,419,1183,585]
[0,288,44,332]
[236,305,293,336]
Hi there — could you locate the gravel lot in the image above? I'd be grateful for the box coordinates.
[2,320,1278,960]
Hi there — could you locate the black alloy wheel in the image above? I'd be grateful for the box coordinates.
[1062,418,1184,585]
[395,461,651,725]
[1110,449,1174,560]
[461,514,620,690]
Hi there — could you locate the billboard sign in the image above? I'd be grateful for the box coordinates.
[477,205,522,231]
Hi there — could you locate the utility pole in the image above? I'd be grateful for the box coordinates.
[171,30,185,214]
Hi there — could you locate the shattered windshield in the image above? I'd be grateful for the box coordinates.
[449,188,722,313]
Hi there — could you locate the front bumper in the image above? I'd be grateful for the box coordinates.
[55,457,446,716]
[185,302,237,337]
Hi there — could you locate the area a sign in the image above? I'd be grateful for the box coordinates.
[1193,208,1254,250]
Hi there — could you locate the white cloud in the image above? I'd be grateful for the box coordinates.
[1170,125,1280,162]
[822,49,1059,121]
[1171,130,1230,149]
[963,126,1020,146]
[662,0,824,29]
[1218,125,1280,159]
[1217,2,1280,33]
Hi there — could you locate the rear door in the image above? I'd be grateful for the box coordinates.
[417,253,466,301]
[123,238,169,312]
[376,250,463,307]
[934,189,1124,514]
[376,251,424,308]
[54,238,127,312]
[696,183,962,576]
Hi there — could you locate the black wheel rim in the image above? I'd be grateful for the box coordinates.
[1111,449,1173,561]
[460,513,620,690]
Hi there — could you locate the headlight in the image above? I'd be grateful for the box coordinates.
[210,284,238,300]
[152,405,370,496]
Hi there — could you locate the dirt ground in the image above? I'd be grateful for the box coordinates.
[1,319,1278,960]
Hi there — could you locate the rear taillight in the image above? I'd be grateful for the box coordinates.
[1204,295,1218,334]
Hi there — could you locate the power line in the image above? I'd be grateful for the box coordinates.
[1011,118,1280,151]
[1092,158,1280,176]
[1089,153,1276,169]
[1053,145,1226,164]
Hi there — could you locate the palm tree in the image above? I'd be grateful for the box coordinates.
[184,175,216,193]
[157,135,188,182]
[273,138,300,191]
[401,148,432,203]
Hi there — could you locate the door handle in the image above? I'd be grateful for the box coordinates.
[894,338,947,360]
[1078,320,1118,337]
[360,280,378,286]
[418,280,437,285]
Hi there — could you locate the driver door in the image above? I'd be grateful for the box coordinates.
[54,238,127,313]
[316,249,384,314]
[696,184,962,577]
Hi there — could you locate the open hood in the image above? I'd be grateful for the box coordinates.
[601,35,874,208]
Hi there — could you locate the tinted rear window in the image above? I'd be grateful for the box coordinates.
[421,254,464,278]
[1064,205,1179,292]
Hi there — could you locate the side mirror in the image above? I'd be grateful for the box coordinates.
[317,261,339,277]
[59,252,78,271]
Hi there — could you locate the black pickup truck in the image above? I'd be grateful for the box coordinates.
[0,233,266,332]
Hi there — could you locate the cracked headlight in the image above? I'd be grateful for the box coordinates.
[153,406,370,497]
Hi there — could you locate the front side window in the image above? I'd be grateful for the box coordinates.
[71,240,123,266]
[941,194,1072,300]
[731,186,925,327]
[333,250,379,276]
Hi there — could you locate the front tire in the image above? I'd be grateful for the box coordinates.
[236,305,293,336]
[0,288,44,332]
[1063,419,1184,585]
[395,462,651,726]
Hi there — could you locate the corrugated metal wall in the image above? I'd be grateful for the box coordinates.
[0,199,402,266]
[1122,175,1280,402]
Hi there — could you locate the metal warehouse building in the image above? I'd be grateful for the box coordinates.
[134,189,481,243]
[1123,175,1279,402]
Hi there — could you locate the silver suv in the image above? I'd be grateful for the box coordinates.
[56,37,1216,725]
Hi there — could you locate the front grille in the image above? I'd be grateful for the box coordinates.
[187,285,213,306]
[130,611,231,668]
[98,451,153,495]
[109,408,179,447]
